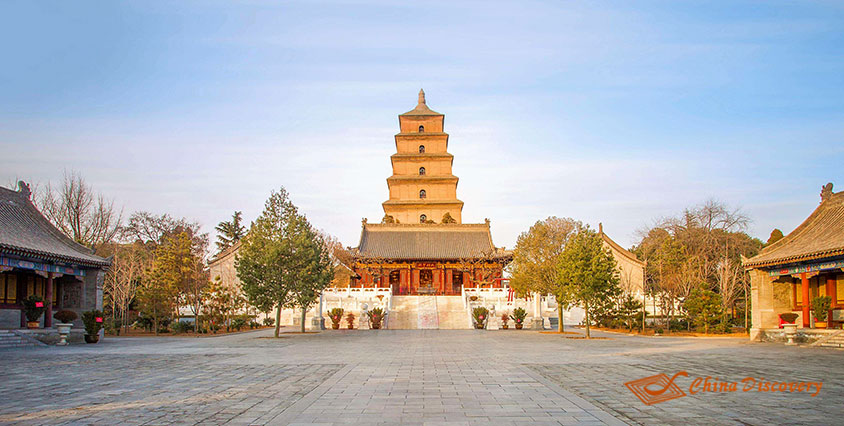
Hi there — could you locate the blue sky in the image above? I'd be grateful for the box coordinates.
[2,0,843,250]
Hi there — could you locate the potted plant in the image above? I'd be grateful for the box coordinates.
[510,307,527,330]
[53,310,78,345]
[82,310,104,343]
[812,296,832,329]
[472,306,489,329]
[327,308,344,330]
[22,295,47,328]
[501,312,510,329]
[346,312,355,329]
[367,308,384,329]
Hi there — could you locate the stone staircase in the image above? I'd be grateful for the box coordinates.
[417,296,439,329]
[389,296,418,329]
[436,296,471,329]
[817,331,844,349]
[0,330,45,349]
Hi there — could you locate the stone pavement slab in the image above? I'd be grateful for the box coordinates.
[0,328,841,424]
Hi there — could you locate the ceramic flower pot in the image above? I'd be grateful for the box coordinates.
[332,323,340,330]
[515,323,523,330]
[84,334,99,344]
[814,321,828,329]
[26,321,40,329]
[502,324,509,329]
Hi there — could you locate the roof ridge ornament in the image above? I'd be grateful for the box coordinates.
[418,89,425,105]
[821,182,834,203]
[17,181,31,199]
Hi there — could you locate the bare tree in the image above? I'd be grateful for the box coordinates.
[38,171,123,252]
[104,241,150,334]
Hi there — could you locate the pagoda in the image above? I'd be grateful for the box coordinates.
[381,89,463,225]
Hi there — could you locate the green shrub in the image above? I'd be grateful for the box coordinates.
[472,306,489,327]
[230,318,246,331]
[82,310,104,335]
[22,295,47,322]
[327,308,344,327]
[263,317,275,327]
[105,318,122,335]
[172,321,193,333]
[812,296,832,322]
[53,310,78,324]
[249,320,260,329]
[367,307,384,329]
[510,307,528,325]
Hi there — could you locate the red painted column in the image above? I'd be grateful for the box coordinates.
[411,269,420,295]
[801,273,810,327]
[400,269,409,295]
[463,271,471,288]
[445,270,453,295]
[827,275,836,323]
[45,273,53,328]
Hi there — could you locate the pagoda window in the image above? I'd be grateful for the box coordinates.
[419,167,426,176]
[419,189,426,199]
[418,125,424,133]
[420,214,427,223]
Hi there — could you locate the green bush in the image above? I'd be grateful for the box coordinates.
[263,317,275,326]
[22,295,47,322]
[472,306,489,328]
[230,318,246,331]
[249,320,260,329]
[172,321,193,333]
[105,318,122,335]
[510,307,528,325]
[82,310,104,335]
[53,310,78,324]
[812,296,832,322]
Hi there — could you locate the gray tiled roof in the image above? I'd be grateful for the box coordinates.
[355,223,510,260]
[0,184,110,267]
[745,184,844,268]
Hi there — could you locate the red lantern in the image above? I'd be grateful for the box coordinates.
[95,317,103,323]
[35,302,44,308]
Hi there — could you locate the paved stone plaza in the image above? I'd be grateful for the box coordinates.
[0,328,842,425]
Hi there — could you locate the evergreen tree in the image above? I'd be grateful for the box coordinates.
[558,228,620,338]
[236,188,333,336]
[215,211,246,251]
[767,228,784,246]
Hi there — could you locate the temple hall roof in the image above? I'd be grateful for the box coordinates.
[353,222,510,261]
[745,183,844,268]
[0,182,110,268]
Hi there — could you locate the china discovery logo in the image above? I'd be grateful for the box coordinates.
[625,371,822,405]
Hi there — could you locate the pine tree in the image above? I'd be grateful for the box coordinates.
[215,211,246,252]
[558,228,621,338]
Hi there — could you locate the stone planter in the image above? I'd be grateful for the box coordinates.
[814,321,828,329]
[56,323,73,346]
[26,321,40,329]
[84,334,99,344]
[783,323,798,345]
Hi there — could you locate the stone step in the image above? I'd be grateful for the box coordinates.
[820,342,844,348]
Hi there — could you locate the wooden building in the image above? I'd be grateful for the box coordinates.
[745,183,844,338]
[0,182,110,329]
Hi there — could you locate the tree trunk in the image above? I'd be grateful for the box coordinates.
[584,301,591,339]
[300,307,307,333]
[153,305,158,336]
[557,302,564,333]
[274,303,282,338]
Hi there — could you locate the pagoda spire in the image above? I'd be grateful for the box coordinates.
[418,89,426,105]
